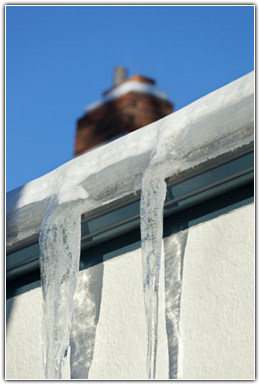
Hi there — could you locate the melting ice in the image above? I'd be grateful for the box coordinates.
[141,171,166,379]
[34,72,254,379]
[39,197,82,379]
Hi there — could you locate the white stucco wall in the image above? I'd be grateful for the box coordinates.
[178,203,255,380]
[6,203,254,380]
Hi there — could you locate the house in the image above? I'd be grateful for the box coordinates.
[6,71,254,380]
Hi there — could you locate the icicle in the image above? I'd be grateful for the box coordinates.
[70,270,96,378]
[70,263,103,379]
[140,168,167,379]
[164,230,188,379]
[39,197,82,379]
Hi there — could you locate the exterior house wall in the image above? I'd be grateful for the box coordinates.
[6,203,254,379]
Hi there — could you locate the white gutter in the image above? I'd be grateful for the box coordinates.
[6,71,254,247]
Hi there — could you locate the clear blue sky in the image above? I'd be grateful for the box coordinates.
[6,5,254,193]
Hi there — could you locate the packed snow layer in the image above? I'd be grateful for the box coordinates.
[85,80,169,113]
[6,71,254,246]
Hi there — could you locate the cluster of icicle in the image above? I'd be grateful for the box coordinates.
[38,72,254,379]
[39,140,168,380]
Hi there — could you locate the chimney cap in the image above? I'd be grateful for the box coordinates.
[104,72,156,97]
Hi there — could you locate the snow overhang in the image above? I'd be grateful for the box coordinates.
[6,71,254,278]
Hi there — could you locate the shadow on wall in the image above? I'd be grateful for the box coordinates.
[69,228,188,379]
[6,297,15,334]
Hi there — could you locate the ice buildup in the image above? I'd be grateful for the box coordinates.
[33,72,254,379]
[39,197,82,379]
[141,171,166,378]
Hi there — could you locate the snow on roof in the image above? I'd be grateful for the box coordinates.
[84,80,169,113]
[6,71,254,246]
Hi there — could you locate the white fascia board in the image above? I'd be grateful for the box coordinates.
[84,81,169,113]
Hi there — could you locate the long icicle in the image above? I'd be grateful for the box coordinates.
[140,170,167,379]
[39,197,82,379]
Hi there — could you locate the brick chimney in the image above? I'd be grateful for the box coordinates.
[74,68,174,156]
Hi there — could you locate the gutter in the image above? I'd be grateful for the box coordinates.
[6,144,253,283]
[6,71,254,281]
